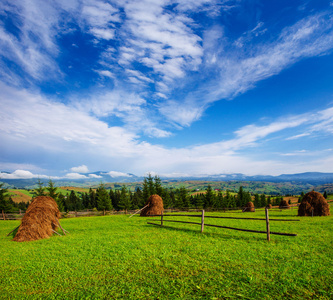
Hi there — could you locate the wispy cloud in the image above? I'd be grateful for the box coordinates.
[70,165,89,173]
[159,11,333,126]
[2,83,333,176]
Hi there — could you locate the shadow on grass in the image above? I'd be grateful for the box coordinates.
[144,222,267,242]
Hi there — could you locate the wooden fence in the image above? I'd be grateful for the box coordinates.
[147,208,299,241]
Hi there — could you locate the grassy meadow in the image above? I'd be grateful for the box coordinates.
[0,209,332,299]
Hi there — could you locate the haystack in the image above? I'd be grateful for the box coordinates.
[279,199,290,209]
[140,194,164,216]
[13,196,61,242]
[298,191,330,216]
[243,201,255,212]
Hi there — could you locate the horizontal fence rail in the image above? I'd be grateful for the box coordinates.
[146,209,298,241]
[147,214,300,222]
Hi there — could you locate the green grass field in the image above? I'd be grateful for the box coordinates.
[0,209,332,299]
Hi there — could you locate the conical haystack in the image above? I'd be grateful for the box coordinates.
[244,201,255,212]
[140,194,164,216]
[279,199,290,209]
[13,196,61,242]
[298,191,330,216]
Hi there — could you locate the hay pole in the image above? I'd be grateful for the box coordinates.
[51,229,62,236]
[265,207,270,241]
[56,219,67,235]
[201,210,205,233]
[7,225,20,236]
[129,204,149,218]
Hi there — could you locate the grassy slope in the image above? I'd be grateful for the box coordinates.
[1,209,332,299]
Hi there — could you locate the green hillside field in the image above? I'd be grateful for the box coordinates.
[1,208,332,299]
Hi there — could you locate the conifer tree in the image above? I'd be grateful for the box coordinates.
[57,193,65,212]
[236,186,244,207]
[154,175,163,196]
[267,196,271,206]
[132,187,143,209]
[96,183,112,214]
[260,194,266,207]
[35,179,46,196]
[205,185,215,208]
[254,193,260,207]
[0,183,13,212]
[46,180,58,199]
[195,193,205,209]
[216,191,224,209]
[118,185,132,213]
[178,186,190,208]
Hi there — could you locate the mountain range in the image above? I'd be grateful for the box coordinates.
[1,171,333,189]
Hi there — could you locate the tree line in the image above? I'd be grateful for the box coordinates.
[2,175,317,213]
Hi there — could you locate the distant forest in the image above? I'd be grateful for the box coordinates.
[3,174,329,213]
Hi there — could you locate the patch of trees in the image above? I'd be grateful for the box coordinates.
[0,183,29,212]
[3,175,312,214]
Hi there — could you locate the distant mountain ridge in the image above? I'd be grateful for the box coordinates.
[1,171,333,188]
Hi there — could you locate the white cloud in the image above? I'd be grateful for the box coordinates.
[81,0,119,40]
[0,170,52,179]
[64,173,88,179]
[159,11,333,126]
[108,171,132,177]
[70,165,89,173]
[88,174,102,178]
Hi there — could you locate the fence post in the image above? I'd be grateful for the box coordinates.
[161,212,163,226]
[2,210,6,221]
[201,210,205,233]
[265,207,270,241]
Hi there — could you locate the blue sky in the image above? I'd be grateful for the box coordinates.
[1,0,333,180]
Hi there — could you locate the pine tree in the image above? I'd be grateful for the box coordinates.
[46,180,58,199]
[243,191,252,206]
[35,179,46,196]
[118,185,132,213]
[267,196,271,205]
[96,183,112,214]
[68,190,82,211]
[154,175,163,196]
[216,191,224,209]
[147,173,155,196]
[57,193,65,212]
[162,189,172,208]
[0,183,13,212]
[254,193,260,207]
[132,187,143,209]
[179,186,190,208]
[236,186,244,207]
[174,190,184,208]
[195,193,205,209]
[205,185,215,208]
[260,194,266,207]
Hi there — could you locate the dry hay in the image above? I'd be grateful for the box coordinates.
[140,194,164,216]
[13,196,61,242]
[266,204,272,209]
[279,199,290,209]
[244,201,255,212]
[298,191,330,216]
